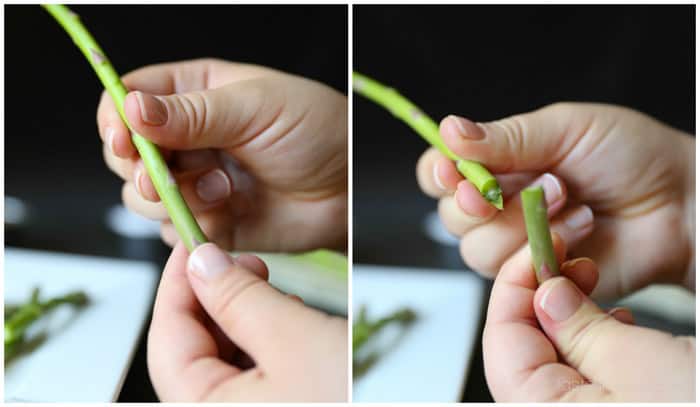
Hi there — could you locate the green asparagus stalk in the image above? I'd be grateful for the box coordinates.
[4,289,88,356]
[353,72,503,209]
[352,305,416,351]
[521,186,559,284]
[42,4,207,251]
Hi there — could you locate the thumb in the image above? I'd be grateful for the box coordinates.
[534,276,695,401]
[439,103,591,173]
[124,79,284,150]
[185,242,329,366]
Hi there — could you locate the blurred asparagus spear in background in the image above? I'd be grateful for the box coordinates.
[353,72,503,209]
[5,288,89,362]
[521,186,559,284]
[353,305,417,352]
[42,4,207,251]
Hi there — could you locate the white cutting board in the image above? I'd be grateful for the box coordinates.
[352,264,486,402]
[4,247,159,402]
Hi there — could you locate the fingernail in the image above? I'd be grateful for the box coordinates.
[541,173,563,204]
[106,127,117,154]
[539,278,583,322]
[134,165,145,197]
[433,163,446,190]
[196,169,231,203]
[560,257,595,271]
[565,206,593,229]
[447,115,485,140]
[135,91,167,126]
[188,243,234,280]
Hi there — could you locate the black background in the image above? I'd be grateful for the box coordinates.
[5,5,346,402]
[354,5,694,402]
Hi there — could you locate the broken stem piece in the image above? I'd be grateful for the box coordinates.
[352,306,416,352]
[521,186,559,284]
[42,4,207,251]
[4,289,88,353]
[352,71,503,209]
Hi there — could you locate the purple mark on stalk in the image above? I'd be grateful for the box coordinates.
[90,48,105,64]
[68,10,79,19]
[410,109,423,120]
[165,170,177,186]
[191,236,204,249]
[538,264,556,283]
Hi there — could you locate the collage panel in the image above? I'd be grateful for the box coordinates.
[5,4,348,403]
[352,4,695,403]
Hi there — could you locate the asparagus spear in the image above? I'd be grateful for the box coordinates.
[521,186,559,284]
[5,289,88,360]
[42,4,207,251]
[352,305,417,352]
[353,72,503,209]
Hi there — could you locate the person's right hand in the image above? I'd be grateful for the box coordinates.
[148,242,347,402]
[97,58,347,253]
[416,103,694,299]
[483,235,695,402]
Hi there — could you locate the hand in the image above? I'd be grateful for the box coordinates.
[482,236,695,402]
[98,58,347,252]
[147,242,347,402]
[416,103,694,299]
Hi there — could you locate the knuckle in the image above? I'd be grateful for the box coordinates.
[173,92,210,143]
[438,198,467,236]
[210,270,266,327]
[559,313,613,366]
[494,116,527,165]
[459,236,499,277]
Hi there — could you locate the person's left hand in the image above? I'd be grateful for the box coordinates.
[147,242,347,402]
[482,235,695,402]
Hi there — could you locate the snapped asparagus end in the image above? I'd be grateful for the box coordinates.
[521,186,559,284]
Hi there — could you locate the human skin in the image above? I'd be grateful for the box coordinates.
[147,242,347,401]
[97,58,347,252]
[482,236,695,402]
[416,103,694,299]
[96,59,349,401]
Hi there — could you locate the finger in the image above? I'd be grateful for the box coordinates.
[96,63,181,160]
[98,59,228,161]
[439,103,587,173]
[534,277,695,401]
[173,149,220,172]
[122,182,168,220]
[455,179,500,219]
[483,235,595,402]
[607,307,635,325]
[495,172,539,200]
[232,254,269,281]
[437,196,495,237]
[560,257,599,296]
[159,208,235,251]
[459,173,567,277]
[160,222,179,247]
[549,205,595,250]
[97,92,137,159]
[416,148,463,198]
[148,242,240,401]
[103,143,137,181]
[123,77,287,151]
[185,243,332,366]
[135,161,233,210]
